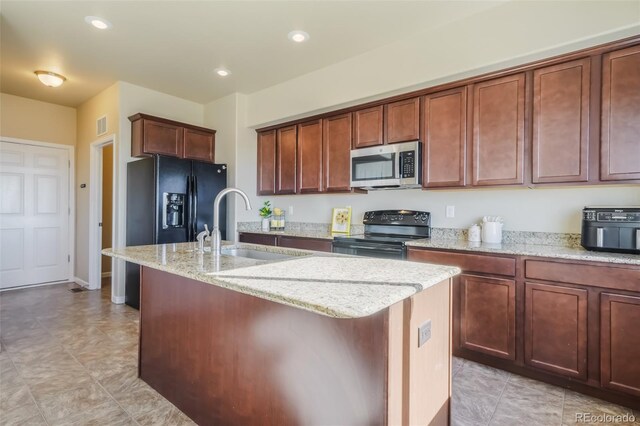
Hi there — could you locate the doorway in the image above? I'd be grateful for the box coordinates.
[88,136,116,293]
[0,139,74,289]
[101,144,114,295]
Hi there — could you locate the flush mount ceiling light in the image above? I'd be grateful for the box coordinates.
[288,30,309,43]
[214,68,231,77]
[34,70,67,87]
[84,16,112,30]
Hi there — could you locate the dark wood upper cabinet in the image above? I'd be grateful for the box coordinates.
[600,292,640,397]
[460,274,516,360]
[296,120,323,194]
[384,97,420,144]
[422,87,468,188]
[276,126,297,194]
[257,130,276,195]
[472,73,526,186]
[183,128,215,163]
[130,113,216,162]
[323,113,352,192]
[524,282,588,379]
[353,106,383,148]
[601,45,640,181]
[532,59,590,183]
[131,116,183,158]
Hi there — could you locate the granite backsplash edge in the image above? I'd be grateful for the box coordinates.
[237,221,582,248]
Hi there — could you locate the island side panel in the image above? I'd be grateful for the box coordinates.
[139,267,389,426]
[387,278,452,426]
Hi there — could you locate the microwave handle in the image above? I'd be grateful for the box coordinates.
[636,229,640,250]
[396,152,402,178]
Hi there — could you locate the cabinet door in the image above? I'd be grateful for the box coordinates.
[257,130,276,195]
[601,45,640,181]
[276,126,297,194]
[277,236,332,252]
[384,98,420,144]
[353,106,383,148]
[601,292,640,397]
[422,87,467,187]
[297,120,323,194]
[533,59,590,183]
[183,128,215,163]
[460,274,516,360]
[472,73,526,186]
[323,113,352,192]
[143,119,184,157]
[524,282,588,379]
[238,233,277,246]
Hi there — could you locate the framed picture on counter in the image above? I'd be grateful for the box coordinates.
[331,207,352,234]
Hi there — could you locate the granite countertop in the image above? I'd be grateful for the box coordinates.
[406,239,640,266]
[103,242,460,319]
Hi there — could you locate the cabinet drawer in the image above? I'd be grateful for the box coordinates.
[525,260,640,292]
[407,248,516,276]
[238,233,277,246]
[277,236,332,252]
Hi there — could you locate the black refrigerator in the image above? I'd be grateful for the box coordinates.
[125,155,227,309]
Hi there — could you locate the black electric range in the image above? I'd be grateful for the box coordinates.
[332,210,430,259]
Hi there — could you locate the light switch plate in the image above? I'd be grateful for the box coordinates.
[418,320,432,348]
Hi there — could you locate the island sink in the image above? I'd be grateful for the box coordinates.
[220,248,296,261]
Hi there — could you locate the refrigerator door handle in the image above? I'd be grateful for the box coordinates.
[186,176,193,241]
[193,175,198,240]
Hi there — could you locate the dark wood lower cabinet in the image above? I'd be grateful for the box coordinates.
[238,233,277,246]
[408,246,640,409]
[524,282,588,379]
[460,274,516,360]
[600,292,640,397]
[238,232,332,253]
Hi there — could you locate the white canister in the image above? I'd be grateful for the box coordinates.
[261,217,270,232]
[481,221,503,244]
[468,224,481,242]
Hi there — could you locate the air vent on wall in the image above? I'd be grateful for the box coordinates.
[96,115,107,136]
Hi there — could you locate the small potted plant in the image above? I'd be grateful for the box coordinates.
[259,201,272,232]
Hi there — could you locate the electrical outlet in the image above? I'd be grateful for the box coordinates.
[418,320,432,348]
[288,206,294,216]
[446,205,455,218]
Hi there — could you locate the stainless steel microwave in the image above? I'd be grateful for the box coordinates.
[350,141,421,190]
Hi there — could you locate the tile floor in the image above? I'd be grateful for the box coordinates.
[0,282,638,425]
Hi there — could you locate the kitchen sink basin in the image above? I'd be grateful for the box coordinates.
[221,248,294,261]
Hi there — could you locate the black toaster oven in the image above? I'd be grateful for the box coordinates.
[581,207,640,254]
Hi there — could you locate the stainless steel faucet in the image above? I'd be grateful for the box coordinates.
[211,188,252,256]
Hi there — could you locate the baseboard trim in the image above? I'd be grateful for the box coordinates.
[101,272,112,278]
[73,277,90,288]
[0,279,70,292]
[112,295,125,304]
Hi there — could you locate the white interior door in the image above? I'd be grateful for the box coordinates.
[0,141,70,289]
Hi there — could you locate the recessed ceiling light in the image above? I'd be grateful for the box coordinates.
[84,16,112,30]
[214,68,231,77]
[288,30,309,43]
[34,70,67,87]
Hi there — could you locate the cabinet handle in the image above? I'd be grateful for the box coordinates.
[636,229,640,250]
[596,228,604,247]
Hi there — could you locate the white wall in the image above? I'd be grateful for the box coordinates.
[234,186,640,234]
[246,1,640,127]
[231,0,640,234]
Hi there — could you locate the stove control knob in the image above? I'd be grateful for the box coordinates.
[398,215,404,221]
[420,214,428,222]
[413,214,420,222]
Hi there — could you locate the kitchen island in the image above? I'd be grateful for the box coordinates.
[104,242,460,425]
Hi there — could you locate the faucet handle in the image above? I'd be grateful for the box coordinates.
[204,224,210,236]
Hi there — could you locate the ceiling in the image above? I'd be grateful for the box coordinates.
[1,1,503,107]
